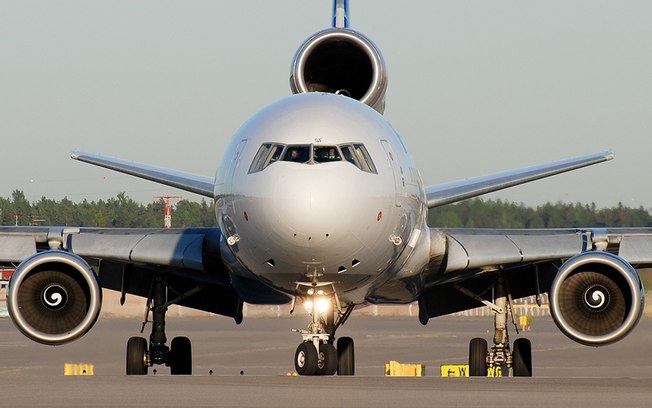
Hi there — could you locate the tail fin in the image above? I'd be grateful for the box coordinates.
[332,0,349,28]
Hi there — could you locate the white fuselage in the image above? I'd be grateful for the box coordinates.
[214,93,429,304]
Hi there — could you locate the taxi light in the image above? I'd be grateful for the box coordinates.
[315,297,330,313]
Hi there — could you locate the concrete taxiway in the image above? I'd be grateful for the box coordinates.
[1,313,651,407]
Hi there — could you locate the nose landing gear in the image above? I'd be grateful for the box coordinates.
[291,283,355,376]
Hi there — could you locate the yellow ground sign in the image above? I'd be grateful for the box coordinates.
[440,364,503,377]
[64,363,94,376]
[385,360,425,376]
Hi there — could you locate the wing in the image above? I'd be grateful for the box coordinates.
[425,151,614,208]
[71,150,215,198]
[415,226,651,327]
[0,226,241,314]
[0,226,288,345]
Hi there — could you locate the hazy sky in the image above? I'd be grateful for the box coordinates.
[2,1,651,207]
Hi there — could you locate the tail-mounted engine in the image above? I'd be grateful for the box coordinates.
[290,28,388,114]
[7,251,102,345]
[549,252,644,346]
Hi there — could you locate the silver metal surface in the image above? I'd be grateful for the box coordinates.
[71,150,215,198]
[0,0,651,377]
[290,28,387,113]
[7,251,102,345]
[549,252,644,345]
[425,150,614,208]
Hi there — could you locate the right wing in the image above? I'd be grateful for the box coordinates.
[0,226,290,344]
[71,150,215,198]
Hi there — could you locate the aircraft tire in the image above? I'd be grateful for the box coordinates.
[316,343,338,376]
[126,336,148,375]
[469,338,488,376]
[169,336,193,375]
[295,342,318,375]
[512,338,532,377]
[337,337,355,375]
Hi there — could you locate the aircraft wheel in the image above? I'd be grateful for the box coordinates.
[469,337,488,376]
[337,337,355,375]
[295,342,318,376]
[512,338,532,377]
[169,336,192,375]
[126,336,148,375]
[316,343,338,376]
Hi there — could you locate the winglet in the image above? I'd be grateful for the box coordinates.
[425,150,614,208]
[71,149,215,198]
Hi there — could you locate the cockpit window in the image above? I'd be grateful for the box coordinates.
[313,146,341,163]
[283,145,310,162]
[249,142,376,174]
[340,144,377,173]
[248,143,284,173]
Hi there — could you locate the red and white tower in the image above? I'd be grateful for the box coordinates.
[153,195,182,228]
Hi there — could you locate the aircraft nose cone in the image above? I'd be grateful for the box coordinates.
[271,168,351,246]
[225,163,394,281]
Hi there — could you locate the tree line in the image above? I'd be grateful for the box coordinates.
[428,199,652,228]
[0,190,216,228]
[2,190,652,228]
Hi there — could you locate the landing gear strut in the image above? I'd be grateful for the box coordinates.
[466,276,533,377]
[126,276,192,375]
[292,283,354,376]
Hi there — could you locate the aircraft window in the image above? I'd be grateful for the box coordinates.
[248,143,285,173]
[313,146,341,163]
[250,143,375,173]
[283,145,310,162]
[340,144,377,174]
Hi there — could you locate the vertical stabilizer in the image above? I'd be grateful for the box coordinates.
[332,0,349,28]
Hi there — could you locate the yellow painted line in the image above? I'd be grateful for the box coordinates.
[64,363,94,376]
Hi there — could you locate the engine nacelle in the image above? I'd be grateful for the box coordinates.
[290,28,388,114]
[7,251,102,345]
[549,252,644,346]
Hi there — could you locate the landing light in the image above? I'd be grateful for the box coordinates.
[303,297,331,313]
[316,297,331,313]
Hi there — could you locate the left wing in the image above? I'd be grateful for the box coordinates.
[414,226,650,345]
[425,151,614,208]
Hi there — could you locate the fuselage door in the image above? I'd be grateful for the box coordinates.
[381,140,401,207]
[228,139,248,191]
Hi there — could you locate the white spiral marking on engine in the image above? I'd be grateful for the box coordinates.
[45,292,62,307]
[588,289,606,309]
[43,285,66,308]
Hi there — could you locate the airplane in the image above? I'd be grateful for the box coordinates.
[1,0,648,377]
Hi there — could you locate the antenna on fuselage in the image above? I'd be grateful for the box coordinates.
[332,0,349,28]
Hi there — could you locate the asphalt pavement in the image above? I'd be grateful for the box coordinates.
[1,313,651,407]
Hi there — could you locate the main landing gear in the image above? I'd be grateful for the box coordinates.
[465,276,533,377]
[291,283,355,376]
[126,276,192,375]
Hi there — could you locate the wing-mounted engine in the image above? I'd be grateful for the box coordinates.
[549,252,644,346]
[290,28,388,114]
[7,251,102,345]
